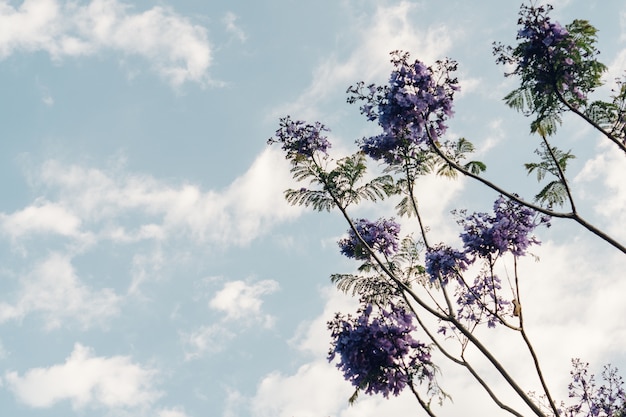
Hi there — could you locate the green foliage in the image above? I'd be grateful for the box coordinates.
[565,19,607,95]
[330,273,398,305]
[284,152,396,211]
[498,15,607,136]
[585,100,619,129]
[586,78,626,142]
[436,138,486,178]
[525,143,575,207]
[284,188,336,211]
[535,180,568,208]
[331,236,430,305]
[504,86,563,136]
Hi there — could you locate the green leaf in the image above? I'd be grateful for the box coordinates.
[284,188,335,211]
[464,160,487,175]
[525,143,575,208]
[535,180,567,207]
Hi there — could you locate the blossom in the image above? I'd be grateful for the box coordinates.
[338,218,401,260]
[425,245,470,284]
[455,273,510,328]
[565,359,626,416]
[495,4,603,105]
[327,303,433,398]
[352,52,459,164]
[515,10,577,95]
[460,196,540,258]
[268,116,331,158]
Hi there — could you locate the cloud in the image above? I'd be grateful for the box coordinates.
[209,279,279,326]
[289,286,358,357]
[574,141,626,242]
[0,252,121,330]
[158,407,191,417]
[0,0,212,86]
[0,200,84,240]
[182,278,279,360]
[223,11,246,43]
[4,343,160,409]
[274,1,455,121]
[181,324,235,360]
[8,147,300,248]
[251,361,352,417]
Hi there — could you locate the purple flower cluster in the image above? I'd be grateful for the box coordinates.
[268,116,331,158]
[455,274,510,328]
[425,244,470,284]
[354,53,459,164]
[327,304,432,398]
[565,359,626,416]
[460,196,540,258]
[516,6,584,97]
[339,218,401,260]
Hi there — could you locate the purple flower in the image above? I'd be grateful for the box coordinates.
[455,273,510,328]
[460,196,541,258]
[425,245,470,284]
[565,359,626,416]
[352,53,459,163]
[339,218,401,260]
[498,4,596,104]
[327,303,433,398]
[269,116,331,158]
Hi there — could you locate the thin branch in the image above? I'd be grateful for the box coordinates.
[554,88,626,155]
[450,315,548,416]
[459,352,527,417]
[425,132,626,253]
[540,134,577,214]
[404,162,431,249]
[404,295,525,417]
[514,257,560,416]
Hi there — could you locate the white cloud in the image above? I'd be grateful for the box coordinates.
[181,323,235,360]
[9,147,300,248]
[183,278,279,360]
[0,0,212,86]
[158,406,191,417]
[289,286,358,356]
[209,279,279,326]
[275,1,455,121]
[251,361,352,417]
[4,343,160,409]
[0,252,121,330]
[128,250,165,295]
[574,141,626,242]
[0,200,84,239]
[223,11,246,43]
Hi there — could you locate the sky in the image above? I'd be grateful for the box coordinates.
[0,0,624,416]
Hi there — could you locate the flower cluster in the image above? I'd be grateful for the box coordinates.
[425,244,470,284]
[338,218,401,260]
[514,4,584,99]
[495,4,605,108]
[327,303,433,398]
[268,116,331,158]
[460,196,541,258]
[349,52,459,164]
[455,274,510,328]
[565,359,626,416]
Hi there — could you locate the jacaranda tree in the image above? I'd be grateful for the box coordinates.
[268,3,625,416]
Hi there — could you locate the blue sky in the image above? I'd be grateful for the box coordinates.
[0,0,624,416]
